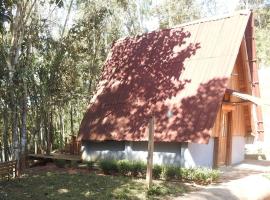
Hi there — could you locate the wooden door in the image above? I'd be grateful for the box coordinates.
[217,112,229,166]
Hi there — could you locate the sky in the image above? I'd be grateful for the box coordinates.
[46,0,269,36]
[211,0,239,14]
[49,0,241,34]
[144,0,240,31]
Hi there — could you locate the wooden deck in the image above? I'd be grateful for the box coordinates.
[28,153,81,161]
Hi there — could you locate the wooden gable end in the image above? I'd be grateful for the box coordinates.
[211,39,253,138]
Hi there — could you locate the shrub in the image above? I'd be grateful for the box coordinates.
[97,159,219,185]
[180,167,195,181]
[210,169,220,182]
[54,159,67,168]
[152,165,162,179]
[161,165,181,180]
[99,159,118,174]
[117,160,131,176]
[130,161,146,177]
[180,167,220,184]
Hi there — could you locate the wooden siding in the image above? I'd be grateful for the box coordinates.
[211,43,252,137]
[228,51,246,136]
[211,108,221,137]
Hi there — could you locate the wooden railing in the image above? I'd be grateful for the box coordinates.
[0,160,17,180]
[62,136,81,155]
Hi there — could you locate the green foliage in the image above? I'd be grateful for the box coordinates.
[130,160,147,177]
[113,187,130,199]
[152,0,200,29]
[236,0,270,67]
[147,182,186,197]
[54,159,67,168]
[99,159,147,177]
[180,167,220,184]
[97,159,219,184]
[2,171,187,199]
[99,159,119,174]
[161,165,181,180]
[144,165,221,184]
[147,185,163,196]
[152,164,162,179]
[117,159,131,176]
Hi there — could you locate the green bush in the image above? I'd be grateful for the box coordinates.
[152,165,162,179]
[180,168,195,181]
[117,160,131,176]
[54,159,67,168]
[210,169,220,182]
[97,159,219,185]
[98,159,147,177]
[161,166,181,180]
[130,161,147,177]
[99,159,118,174]
[180,167,220,184]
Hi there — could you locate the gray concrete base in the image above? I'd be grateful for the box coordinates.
[81,139,215,168]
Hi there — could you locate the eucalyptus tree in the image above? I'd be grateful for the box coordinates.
[0,0,66,165]
[0,0,39,167]
[0,0,218,166]
[151,0,201,28]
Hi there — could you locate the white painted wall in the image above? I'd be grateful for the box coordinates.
[81,141,126,161]
[127,142,183,165]
[231,136,245,164]
[184,138,214,168]
[81,141,183,165]
[82,140,214,168]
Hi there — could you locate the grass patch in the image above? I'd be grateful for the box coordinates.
[0,171,187,200]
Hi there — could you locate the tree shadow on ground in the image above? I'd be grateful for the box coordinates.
[0,167,189,200]
[0,171,141,200]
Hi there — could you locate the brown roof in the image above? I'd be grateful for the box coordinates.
[78,10,252,144]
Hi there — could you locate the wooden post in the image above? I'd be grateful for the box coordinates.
[146,116,154,189]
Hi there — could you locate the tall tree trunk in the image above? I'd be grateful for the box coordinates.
[49,110,53,152]
[45,109,51,155]
[12,102,20,175]
[20,83,27,170]
[70,104,74,135]
[59,109,64,149]
[3,105,10,161]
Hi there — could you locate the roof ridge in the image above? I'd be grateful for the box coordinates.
[114,10,251,44]
[173,9,251,28]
